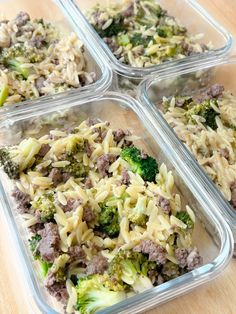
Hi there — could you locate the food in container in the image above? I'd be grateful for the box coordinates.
[0,11,96,107]
[0,93,233,313]
[0,117,202,313]
[162,84,236,210]
[86,0,210,68]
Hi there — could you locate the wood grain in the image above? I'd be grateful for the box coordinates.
[0,1,236,314]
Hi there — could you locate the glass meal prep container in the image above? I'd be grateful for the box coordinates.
[139,55,236,254]
[0,0,112,114]
[0,92,233,314]
[60,0,232,85]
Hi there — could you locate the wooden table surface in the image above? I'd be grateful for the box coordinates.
[1,1,236,314]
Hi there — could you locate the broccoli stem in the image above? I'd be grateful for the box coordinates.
[0,84,9,106]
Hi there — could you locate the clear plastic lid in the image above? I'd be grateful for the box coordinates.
[139,55,236,252]
[0,0,112,114]
[62,0,233,79]
[0,92,233,313]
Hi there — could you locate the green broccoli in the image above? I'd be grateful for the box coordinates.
[108,250,154,293]
[75,274,126,314]
[31,192,56,222]
[128,195,148,227]
[63,156,89,178]
[175,211,194,229]
[0,83,9,106]
[6,59,30,79]
[129,33,153,47]
[0,138,41,179]
[121,146,158,182]
[185,99,220,130]
[162,261,180,281]
[98,204,120,238]
[1,43,45,63]
[95,15,125,38]
[0,148,20,179]
[28,234,51,277]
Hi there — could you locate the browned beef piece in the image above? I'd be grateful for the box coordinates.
[84,177,93,189]
[112,129,126,142]
[133,240,166,265]
[35,77,46,96]
[84,140,93,158]
[96,154,116,177]
[175,247,202,271]
[45,271,68,304]
[219,148,229,160]
[28,222,44,234]
[14,11,30,27]
[230,181,236,209]
[186,247,202,271]
[83,206,96,223]
[64,199,82,212]
[49,168,63,187]
[86,255,108,275]
[12,188,31,214]
[38,223,60,262]
[207,84,224,98]
[86,118,99,127]
[175,248,188,268]
[37,143,50,157]
[148,269,158,285]
[68,245,86,262]
[30,35,46,49]
[62,172,71,182]
[158,196,171,215]
[121,168,130,185]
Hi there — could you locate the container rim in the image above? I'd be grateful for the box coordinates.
[138,54,236,230]
[0,0,113,117]
[63,0,233,79]
[0,91,233,314]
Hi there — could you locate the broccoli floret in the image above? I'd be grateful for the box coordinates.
[0,147,20,179]
[176,211,194,229]
[0,138,41,179]
[29,234,42,259]
[75,274,126,314]
[98,204,120,238]
[128,195,148,227]
[95,15,125,38]
[63,157,89,178]
[185,99,220,130]
[0,83,9,106]
[6,59,30,79]
[31,192,56,222]
[108,250,153,293]
[129,33,153,47]
[1,43,44,63]
[28,234,51,277]
[121,146,158,182]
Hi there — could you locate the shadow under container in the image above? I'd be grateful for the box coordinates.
[60,0,232,92]
[0,0,112,115]
[139,55,236,254]
[0,91,233,313]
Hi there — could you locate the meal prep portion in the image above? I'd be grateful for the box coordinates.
[0,118,202,314]
[87,0,210,67]
[162,84,236,210]
[0,12,95,106]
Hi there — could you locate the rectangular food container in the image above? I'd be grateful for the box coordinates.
[59,0,232,86]
[0,0,112,114]
[0,91,233,313]
[139,55,236,254]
